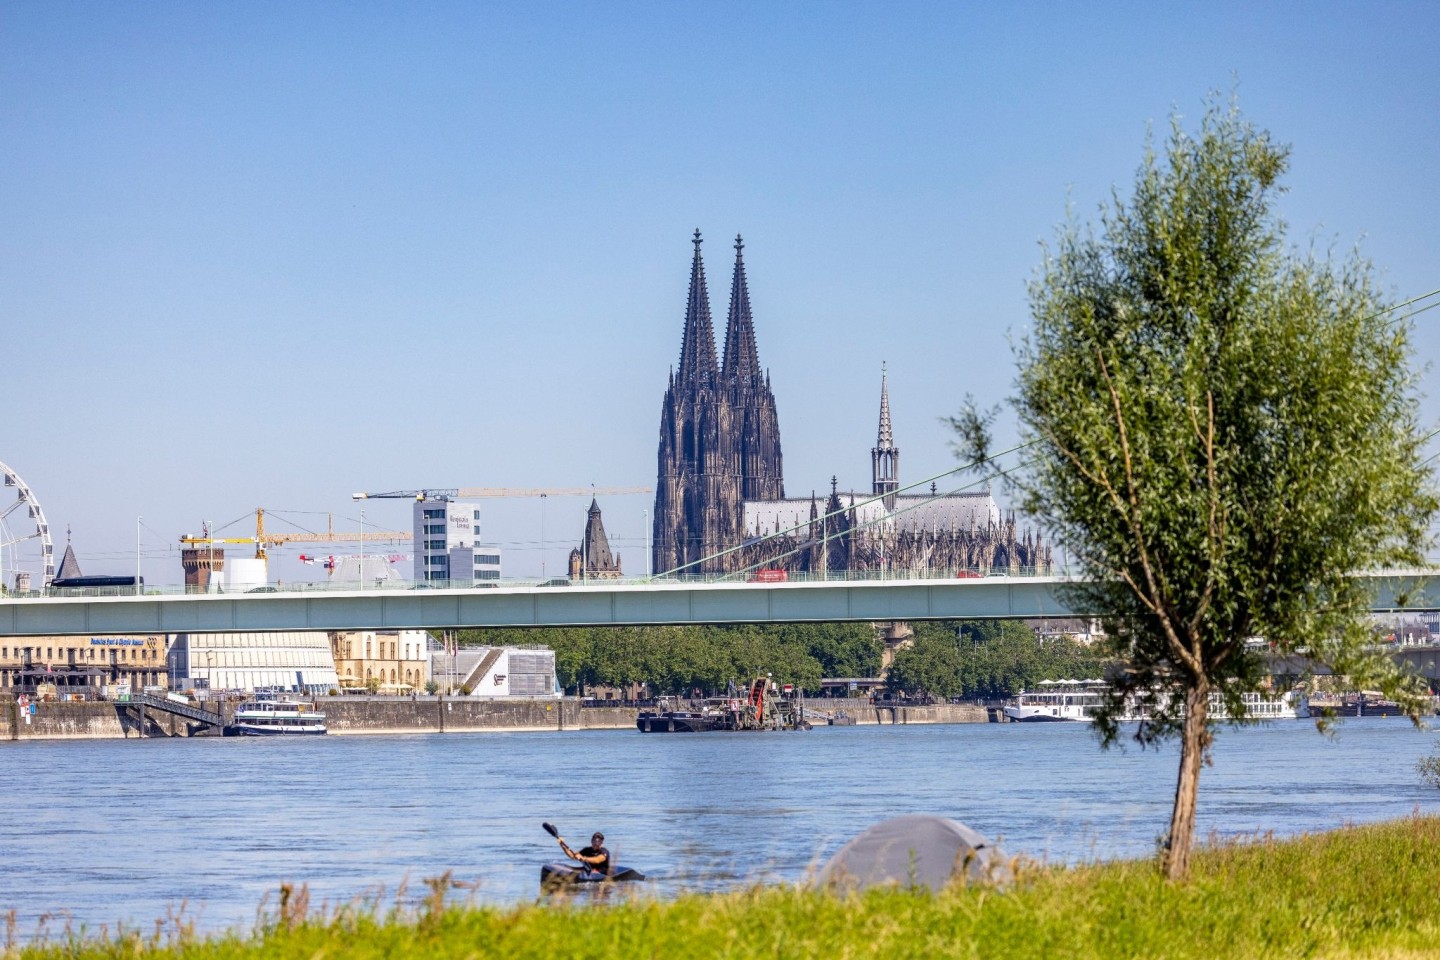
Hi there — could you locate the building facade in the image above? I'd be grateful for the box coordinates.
[330,630,431,691]
[652,233,1051,578]
[412,499,503,583]
[0,634,167,697]
[166,632,340,693]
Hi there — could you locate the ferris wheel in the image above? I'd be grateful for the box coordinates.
[0,460,55,594]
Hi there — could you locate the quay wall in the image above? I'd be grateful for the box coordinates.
[1,698,989,741]
[323,697,580,734]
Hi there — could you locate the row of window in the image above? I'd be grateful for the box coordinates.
[195,651,336,668]
[2,646,155,663]
[476,554,500,565]
[339,640,424,660]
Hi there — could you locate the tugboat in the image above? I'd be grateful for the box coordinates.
[637,677,809,732]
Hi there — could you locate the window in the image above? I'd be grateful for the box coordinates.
[473,510,481,521]
[423,509,444,519]
[476,553,500,565]
[425,540,446,550]
[425,523,444,534]
[476,570,500,580]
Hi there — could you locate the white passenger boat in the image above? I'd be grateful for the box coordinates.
[1004,680,1109,722]
[229,695,327,735]
[1004,681,1307,723]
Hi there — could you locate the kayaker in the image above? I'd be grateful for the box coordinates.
[557,831,611,876]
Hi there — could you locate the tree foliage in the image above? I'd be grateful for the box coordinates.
[455,622,883,696]
[887,620,1107,699]
[954,95,1437,879]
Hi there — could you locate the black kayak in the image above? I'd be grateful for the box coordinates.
[540,862,646,887]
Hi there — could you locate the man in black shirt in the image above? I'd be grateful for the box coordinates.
[558,831,611,876]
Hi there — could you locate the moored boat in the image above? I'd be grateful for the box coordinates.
[636,678,809,732]
[1004,680,1308,723]
[227,694,327,735]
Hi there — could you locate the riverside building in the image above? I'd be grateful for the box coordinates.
[165,632,339,694]
[412,499,503,583]
[330,629,431,692]
[0,634,167,698]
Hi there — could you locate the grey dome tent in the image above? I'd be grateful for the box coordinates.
[814,814,1008,892]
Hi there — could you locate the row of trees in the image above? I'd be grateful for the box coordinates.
[456,622,884,696]
[458,620,1104,699]
[886,620,1107,700]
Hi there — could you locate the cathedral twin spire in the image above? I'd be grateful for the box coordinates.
[656,231,784,574]
[676,231,761,387]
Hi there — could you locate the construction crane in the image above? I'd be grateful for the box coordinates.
[351,486,652,502]
[179,508,412,560]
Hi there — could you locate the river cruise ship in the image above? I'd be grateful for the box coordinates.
[1004,680,1307,723]
[228,695,328,736]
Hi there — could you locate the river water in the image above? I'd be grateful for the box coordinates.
[2,718,1437,937]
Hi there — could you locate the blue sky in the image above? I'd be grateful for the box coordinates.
[3,1,1438,582]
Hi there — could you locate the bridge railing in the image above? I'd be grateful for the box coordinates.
[1,564,1071,600]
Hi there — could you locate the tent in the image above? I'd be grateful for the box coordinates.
[814,814,1008,892]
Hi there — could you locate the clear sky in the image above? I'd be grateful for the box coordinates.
[3,1,1438,583]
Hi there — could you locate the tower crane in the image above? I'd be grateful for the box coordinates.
[351,486,652,502]
[179,508,412,560]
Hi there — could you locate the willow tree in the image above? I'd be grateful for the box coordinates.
[955,97,1437,880]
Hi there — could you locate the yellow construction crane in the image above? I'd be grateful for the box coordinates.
[179,508,411,560]
[351,486,651,502]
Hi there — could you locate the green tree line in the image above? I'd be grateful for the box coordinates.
[455,622,883,695]
[886,621,1108,700]
[457,620,1107,698]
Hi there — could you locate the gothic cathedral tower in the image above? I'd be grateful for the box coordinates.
[723,235,784,503]
[653,232,784,576]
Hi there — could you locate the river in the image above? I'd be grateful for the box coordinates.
[2,718,1436,938]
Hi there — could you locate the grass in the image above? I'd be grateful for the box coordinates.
[11,816,1440,960]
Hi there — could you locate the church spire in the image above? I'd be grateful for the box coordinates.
[676,229,719,387]
[872,362,900,510]
[722,234,761,381]
[876,362,894,448]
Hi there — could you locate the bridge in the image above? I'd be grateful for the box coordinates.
[0,569,1433,638]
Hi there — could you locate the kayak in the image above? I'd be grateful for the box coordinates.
[540,862,646,887]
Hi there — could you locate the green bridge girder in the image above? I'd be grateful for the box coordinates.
[0,569,1434,638]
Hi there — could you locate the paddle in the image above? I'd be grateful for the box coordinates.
[543,822,577,859]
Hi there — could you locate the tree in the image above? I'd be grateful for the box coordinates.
[954,96,1437,880]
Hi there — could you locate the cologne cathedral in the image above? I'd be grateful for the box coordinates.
[652,231,1051,578]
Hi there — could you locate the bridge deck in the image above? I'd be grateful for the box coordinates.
[0,570,1432,637]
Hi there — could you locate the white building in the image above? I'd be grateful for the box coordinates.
[413,500,503,583]
[431,646,558,698]
[166,632,340,694]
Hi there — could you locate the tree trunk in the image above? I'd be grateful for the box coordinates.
[1163,681,1211,881]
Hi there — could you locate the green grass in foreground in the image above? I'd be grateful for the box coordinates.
[13,817,1440,960]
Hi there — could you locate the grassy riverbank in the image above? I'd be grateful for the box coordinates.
[13,816,1440,959]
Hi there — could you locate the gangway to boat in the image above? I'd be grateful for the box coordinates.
[118,693,225,736]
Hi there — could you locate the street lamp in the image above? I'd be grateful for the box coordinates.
[135,516,142,595]
[642,509,650,579]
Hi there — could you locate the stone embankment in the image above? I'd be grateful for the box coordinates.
[0,697,990,740]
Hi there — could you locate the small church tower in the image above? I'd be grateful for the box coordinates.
[569,499,623,581]
[871,364,900,510]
